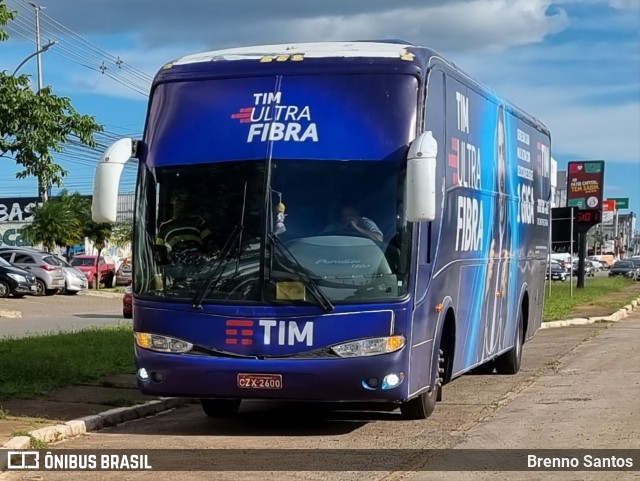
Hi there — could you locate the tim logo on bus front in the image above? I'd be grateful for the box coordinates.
[230,92,319,143]
[225,319,314,346]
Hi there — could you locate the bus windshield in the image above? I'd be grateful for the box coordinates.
[134,158,411,305]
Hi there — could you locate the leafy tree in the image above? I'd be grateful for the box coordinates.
[20,190,86,251]
[0,2,12,41]
[0,1,102,202]
[111,221,133,249]
[71,196,112,288]
[23,192,114,288]
[83,220,113,289]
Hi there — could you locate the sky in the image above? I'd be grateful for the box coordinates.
[0,0,639,217]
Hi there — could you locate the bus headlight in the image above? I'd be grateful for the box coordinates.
[331,335,405,358]
[135,332,193,353]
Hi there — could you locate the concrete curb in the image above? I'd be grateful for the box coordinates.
[0,309,22,319]
[541,296,640,329]
[0,397,190,454]
[79,290,124,299]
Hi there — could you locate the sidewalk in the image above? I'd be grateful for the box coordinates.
[0,374,157,446]
[2,289,640,451]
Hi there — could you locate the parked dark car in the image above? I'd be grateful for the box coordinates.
[608,261,639,279]
[572,259,595,277]
[0,255,37,298]
[547,260,567,281]
[0,248,65,295]
[123,285,133,319]
[629,258,640,280]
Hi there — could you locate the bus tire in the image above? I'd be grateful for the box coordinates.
[400,347,443,419]
[200,398,241,417]
[400,386,438,420]
[495,309,524,375]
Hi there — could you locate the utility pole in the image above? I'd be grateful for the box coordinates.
[29,2,44,91]
[29,2,47,201]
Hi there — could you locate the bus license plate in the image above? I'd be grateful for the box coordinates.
[237,373,283,390]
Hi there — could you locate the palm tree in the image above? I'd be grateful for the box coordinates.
[21,190,85,251]
[111,221,133,250]
[62,194,113,289]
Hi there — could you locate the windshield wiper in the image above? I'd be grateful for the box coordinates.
[269,233,334,312]
[191,182,248,309]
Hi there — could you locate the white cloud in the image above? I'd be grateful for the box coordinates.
[607,0,640,9]
[9,0,637,166]
[493,84,640,164]
[276,0,568,53]
[553,0,640,9]
[13,0,571,101]
[26,0,569,54]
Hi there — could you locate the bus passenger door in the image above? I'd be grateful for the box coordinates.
[409,68,446,395]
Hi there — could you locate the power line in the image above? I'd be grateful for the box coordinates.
[2,1,148,197]
[5,0,153,96]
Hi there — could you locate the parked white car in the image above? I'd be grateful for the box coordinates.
[47,255,89,294]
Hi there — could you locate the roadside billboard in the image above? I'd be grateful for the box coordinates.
[566,161,605,210]
[566,161,605,233]
[602,199,616,225]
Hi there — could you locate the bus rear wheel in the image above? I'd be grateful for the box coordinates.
[495,310,524,375]
[200,399,241,417]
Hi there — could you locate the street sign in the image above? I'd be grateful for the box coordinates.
[607,197,629,209]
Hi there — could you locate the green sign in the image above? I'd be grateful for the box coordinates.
[568,198,585,209]
[608,197,629,209]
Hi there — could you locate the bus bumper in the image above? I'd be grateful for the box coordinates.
[134,346,410,402]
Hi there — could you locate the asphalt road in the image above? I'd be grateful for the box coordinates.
[3,312,638,481]
[0,292,125,337]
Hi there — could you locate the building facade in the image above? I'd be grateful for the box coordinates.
[0,194,134,266]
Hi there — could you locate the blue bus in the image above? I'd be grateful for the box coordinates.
[92,41,551,420]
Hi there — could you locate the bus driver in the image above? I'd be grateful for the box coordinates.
[321,203,384,242]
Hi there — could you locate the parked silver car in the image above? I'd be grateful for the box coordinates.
[46,254,89,294]
[0,248,65,296]
[115,262,132,286]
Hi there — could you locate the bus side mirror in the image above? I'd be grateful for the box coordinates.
[406,131,438,222]
[92,138,137,223]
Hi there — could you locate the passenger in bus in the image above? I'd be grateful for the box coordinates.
[156,190,213,260]
[321,203,384,242]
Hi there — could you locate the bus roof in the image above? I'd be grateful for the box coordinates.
[156,40,548,134]
[172,41,420,65]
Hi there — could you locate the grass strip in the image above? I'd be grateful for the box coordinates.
[0,323,135,401]
[543,277,638,321]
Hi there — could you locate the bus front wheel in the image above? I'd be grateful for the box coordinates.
[201,399,241,417]
[400,386,438,420]
[400,347,443,420]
